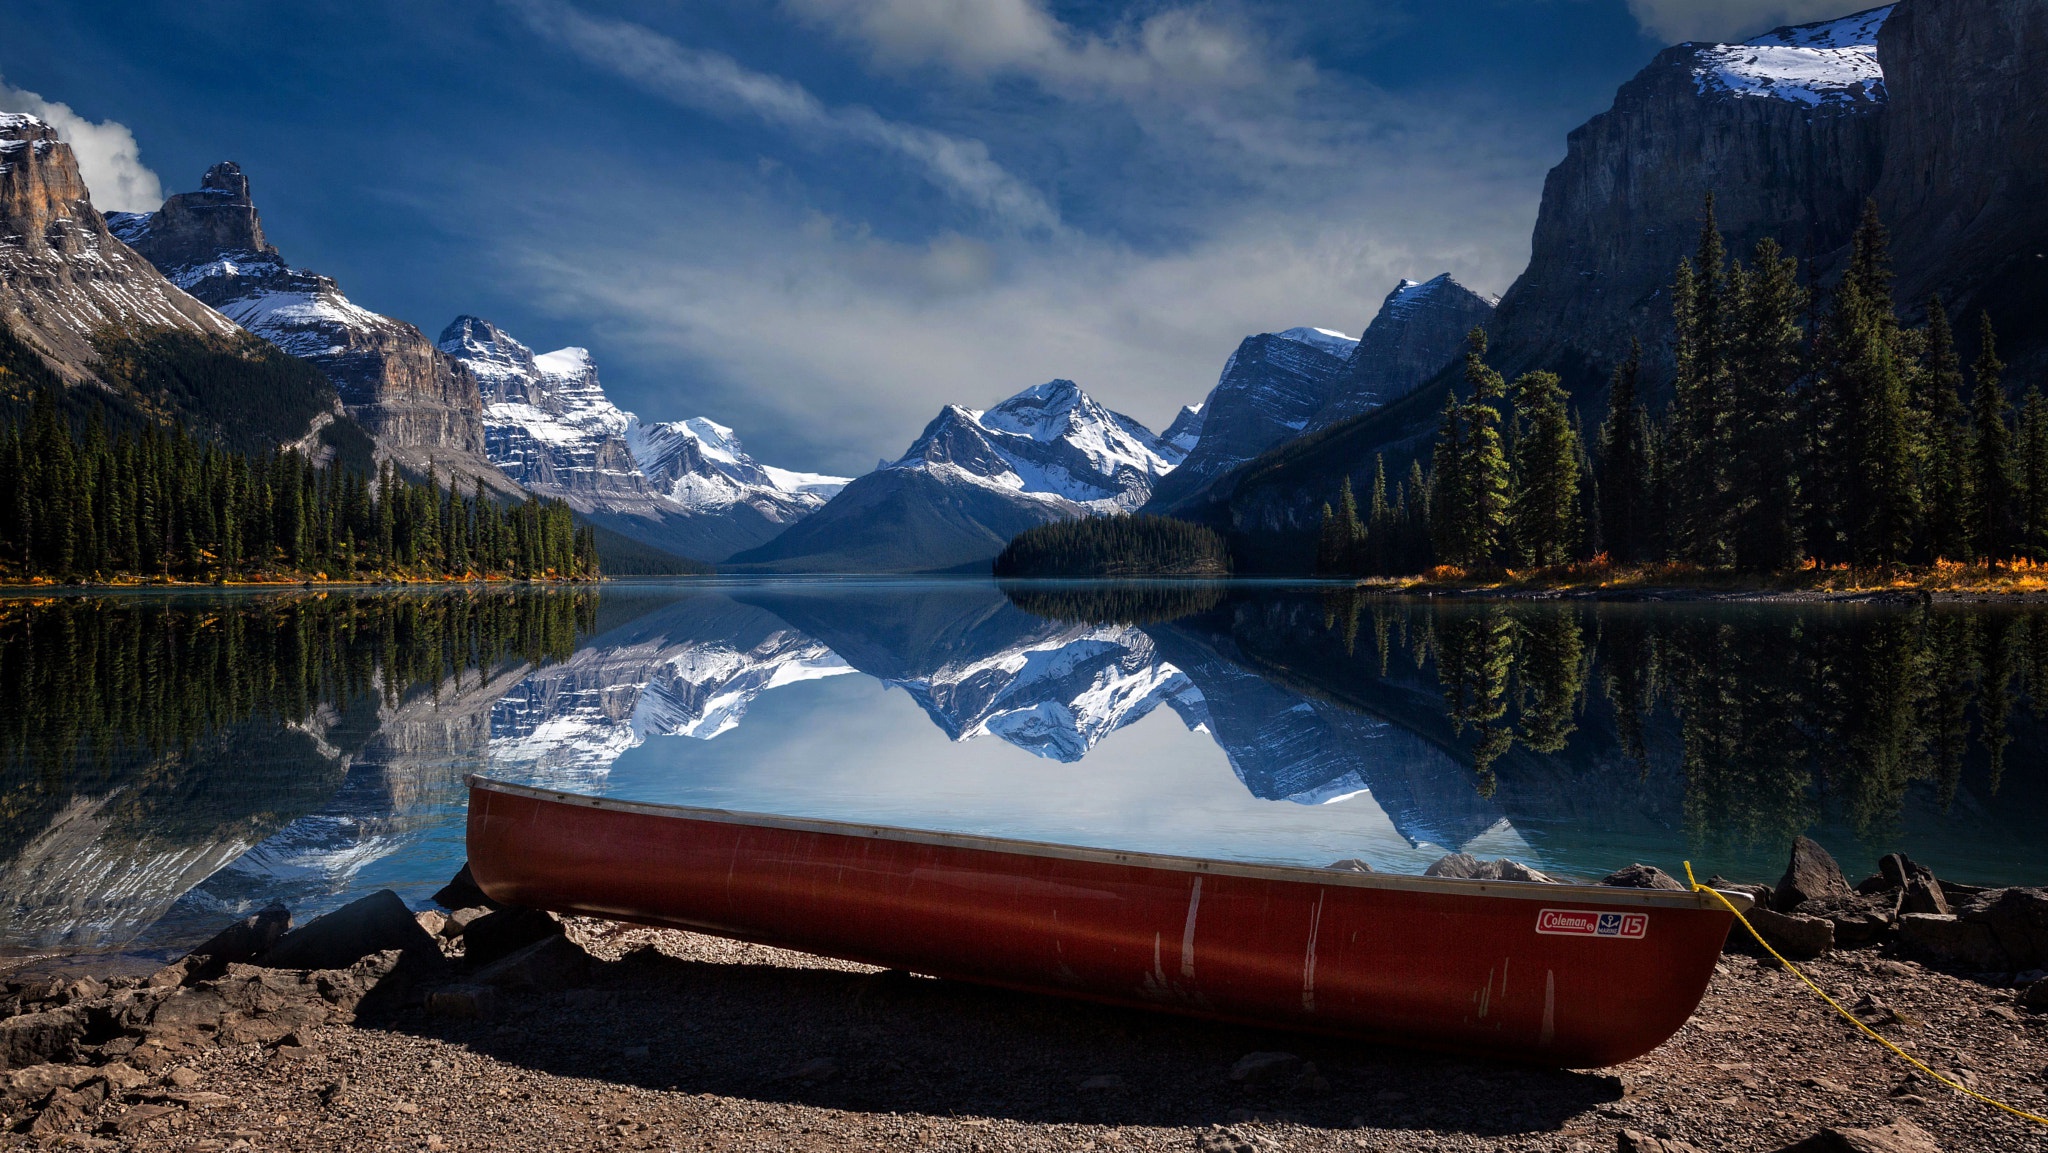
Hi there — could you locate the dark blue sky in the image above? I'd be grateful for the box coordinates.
[0,0,1867,473]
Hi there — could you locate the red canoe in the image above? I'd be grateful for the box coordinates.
[466,776,1746,1067]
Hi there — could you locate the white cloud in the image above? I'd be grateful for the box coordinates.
[1625,0,1883,44]
[502,0,1059,232]
[0,79,163,213]
[781,0,1289,97]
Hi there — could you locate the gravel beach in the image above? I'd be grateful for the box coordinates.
[5,912,2043,1153]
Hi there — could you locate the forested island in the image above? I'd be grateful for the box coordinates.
[993,514,1230,578]
[1303,201,2048,593]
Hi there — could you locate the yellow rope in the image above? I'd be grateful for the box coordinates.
[1682,861,2048,1127]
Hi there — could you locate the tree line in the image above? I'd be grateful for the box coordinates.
[1319,197,2044,576]
[0,390,599,582]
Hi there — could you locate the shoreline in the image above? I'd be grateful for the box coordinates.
[2,916,2039,1152]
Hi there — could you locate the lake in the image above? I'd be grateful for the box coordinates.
[3,580,2044,969]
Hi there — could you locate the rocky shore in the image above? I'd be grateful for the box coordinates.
[0,849,2042,1152]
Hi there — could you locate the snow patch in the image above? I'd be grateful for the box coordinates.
[1693,6,1890,107]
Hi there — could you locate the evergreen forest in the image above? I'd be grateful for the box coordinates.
[0,390,600,583]
[995,514,1230,578]
[1317,198,2048,578]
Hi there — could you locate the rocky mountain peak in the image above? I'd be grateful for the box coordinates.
[437,315,541,391]
[117,161,276,274]
[0,112,240,383]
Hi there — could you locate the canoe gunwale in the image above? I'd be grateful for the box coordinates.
[467,775,1748,912]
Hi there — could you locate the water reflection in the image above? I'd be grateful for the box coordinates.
[0,581,2043,962]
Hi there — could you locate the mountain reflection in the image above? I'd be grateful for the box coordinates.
[1,581,2044,957]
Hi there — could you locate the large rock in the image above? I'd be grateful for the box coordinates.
[430,864,498,912]
[472,935,591,991]
[1773,1118,1942,1153]
[1878,853,1950,916]
[1774,837,1851,912]
[258,891,437,971]
[1739,906,1835,961]
[1600,864,1686,891]
[0,1007,86,1070]
[180,904,292,982]
[1900,888,2048,971]
[460,907,563,967]
[1424,853,1554,884]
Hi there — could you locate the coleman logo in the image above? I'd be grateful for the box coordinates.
[1536,909,1648,939]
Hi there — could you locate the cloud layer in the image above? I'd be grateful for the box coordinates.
[0,79,162,213]
[504,0,1059,232]
[1625,0,1884,44]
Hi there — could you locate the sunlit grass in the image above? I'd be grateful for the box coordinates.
[1355,554,2048,596]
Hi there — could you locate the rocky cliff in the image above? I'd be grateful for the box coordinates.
[0,113,242,383]
[111,164,517,492]
[1486,7,1891,386]
[1874,0,2048,373]
[1149,276,1491,517]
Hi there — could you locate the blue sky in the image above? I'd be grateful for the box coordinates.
[0,0,1873,474]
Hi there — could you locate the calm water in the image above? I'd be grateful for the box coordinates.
[3,580,2045,966]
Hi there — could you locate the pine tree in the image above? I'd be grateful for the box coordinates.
[1508,370,1582,567]
[1597,339,1653,562]
[1668,195,1732,565]
[1724,239,1804,570]
[1434,328,1510,570]
[2019,386,2048,559]
[1919,298,1972,561]
[1968,312,2018,561]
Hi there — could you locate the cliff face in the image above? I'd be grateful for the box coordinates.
[1486,12,1890,385]
[0,114,241,382]
[1875,0,2048,372]
[1145,329,1356,510]
[1308,275,1498,432]
[113,164,517,491]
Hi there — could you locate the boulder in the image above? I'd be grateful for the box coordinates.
[1325,859,1373,873]
[472,934,591,991]
[431,863,500,912]
[1772,1118,1941,1152]
[440,907,490,939]
[1879,854,1949,916]
[2021,978,2048,1011]
[1957,886,2048,970]
[0,1006,87,1069]
[180,904,292,983]
[0,1063,96,1110]
[461,906,563,967]
[1773,837,1851,912]
[1600,864,1686,891]
[259,891,437,971]
[1424,853,1555,883]
[1898,913,2003,970]
[1738,906,1834,961]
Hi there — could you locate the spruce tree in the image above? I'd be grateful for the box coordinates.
[1968,312,2018,561]
[1668,196,1732,565]
[1918,298,1972,561]
[1435,328,1510,570]
[1724,239,1805,570]
[2019,386,2048,559]
[1508,370,1582,568]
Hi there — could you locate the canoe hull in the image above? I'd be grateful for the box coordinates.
[466,778,1736,1067]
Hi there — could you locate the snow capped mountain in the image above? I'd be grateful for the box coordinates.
[726,379,1185,572]
[438,316,642,495]
[1161,402,1206,454]
[1694,7,1891,107]
[893,379,1184,511]
[0,114,241,383]
[435,316,850,562]
[1305,274,1498,431]
[110,162,516,490]
[628,417,848,509]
